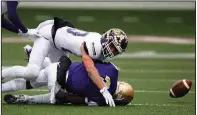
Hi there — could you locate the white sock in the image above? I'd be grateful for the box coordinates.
[2,78,26,92]
[2,66,26,79]
[27,93,51,104]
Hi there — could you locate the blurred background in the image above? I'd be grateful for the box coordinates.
[2,1,196,115]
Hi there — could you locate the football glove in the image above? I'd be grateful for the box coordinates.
[100,87,115,107]
[18,28,41,40]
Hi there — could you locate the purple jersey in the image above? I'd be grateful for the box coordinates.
[66,62,118,106]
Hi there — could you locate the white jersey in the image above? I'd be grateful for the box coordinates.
[2,2,7,14]
[37,20,102,59]
[54,27,102,59]
[37,20,102,60]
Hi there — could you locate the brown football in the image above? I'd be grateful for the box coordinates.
[169,79,192,98]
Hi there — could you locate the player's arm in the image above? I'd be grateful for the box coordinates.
[7,1,28,33]
[81,42,105,89]
[81,42,115,107]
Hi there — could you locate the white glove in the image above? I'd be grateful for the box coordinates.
[18,29,41,40]
[100,87,115,107]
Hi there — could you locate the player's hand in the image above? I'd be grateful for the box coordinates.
[100,87,115,107]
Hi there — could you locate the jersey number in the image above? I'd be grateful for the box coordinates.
[67,28,88,37]
[101,76,111,89]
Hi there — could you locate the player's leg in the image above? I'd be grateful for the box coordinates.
[2,78,27,92]
[24,37,51,80]
[4,93,51,104]
[2,78,36,92]
[30,69,48,89]
[36,20,54,30]
[2,66,26,79]
[5,62,70,104]
[7,63,60,104]
[45,56,71,91]
[2,53,51,80]
[2,68,48,92]
[49,56,72,103]
[44,63,58,91]
[48,46,68,63]
[37,23,53,41]
[24,44,51,69]
[3,63,56,104]
[2,14,19,34]
[37,21,70,63]
[23,22,54,80]
[26,93,51,104]
[42,57,51,69]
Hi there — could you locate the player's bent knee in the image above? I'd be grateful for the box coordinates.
[24,64,40,80]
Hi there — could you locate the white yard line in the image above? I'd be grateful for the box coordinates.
[2,36,195,44]
[129,103,184,107]
[1,52,195,59]
[120,79,195,82]
[0,101,186,107]
[118,69,194,73]
[2,66,194,74]
[77,16,94,22]
[128,36,195,44]
[116,52,195,59]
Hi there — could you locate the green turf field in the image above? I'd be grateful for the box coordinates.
[2,42,195,115]
[2,8,195,37]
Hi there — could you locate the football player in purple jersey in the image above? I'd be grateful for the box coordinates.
[3,56,134,106]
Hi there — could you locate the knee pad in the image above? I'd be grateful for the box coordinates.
[24,64,40,80]
[11,78,27,91]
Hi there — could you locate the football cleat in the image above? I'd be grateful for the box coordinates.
[113,81,134,106]
[101,28,128,60]
[23,45,32,62]
[4,94,28,104]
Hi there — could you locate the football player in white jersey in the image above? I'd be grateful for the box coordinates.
[19,17,128,107]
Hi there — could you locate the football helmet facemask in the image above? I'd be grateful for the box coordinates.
[101,28,128,60]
